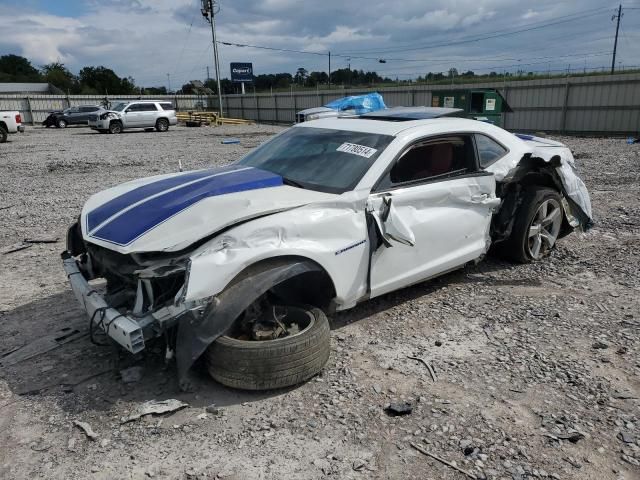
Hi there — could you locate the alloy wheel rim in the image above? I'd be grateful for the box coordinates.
[527,198,562,259]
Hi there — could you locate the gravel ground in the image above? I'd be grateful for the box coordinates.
[0,125,638,480]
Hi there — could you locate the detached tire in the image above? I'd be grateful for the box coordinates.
[206,307,330,390]
[0,125,7,143]
[498,187,564,263]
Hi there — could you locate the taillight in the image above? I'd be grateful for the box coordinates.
[15,114,21,124]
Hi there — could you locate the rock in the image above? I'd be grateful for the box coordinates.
[384,402,413,416]
[120,366,144,384]
[73,420,99,441]
[592,341,608,349]
[617,432,634,444]
[206,404,223,416]
[352,459,366,471]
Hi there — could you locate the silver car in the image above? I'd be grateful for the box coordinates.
[88,100,178,134]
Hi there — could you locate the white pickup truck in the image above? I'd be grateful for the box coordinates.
[0,111,25,143]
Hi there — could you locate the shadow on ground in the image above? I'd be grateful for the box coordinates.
[0,255,529,415]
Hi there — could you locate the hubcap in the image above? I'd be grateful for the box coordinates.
[527,198,562,260]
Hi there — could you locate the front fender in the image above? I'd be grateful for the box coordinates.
[183,202,370,309]
[176,259,323,385]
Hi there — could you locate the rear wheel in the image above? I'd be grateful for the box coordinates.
[56,119,67,128]
[0,125,7,143]
[155,118,169,132]
[108,121,122,134]
[499,187,563,263]
[206,306,331,390]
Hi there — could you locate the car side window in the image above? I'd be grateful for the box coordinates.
[160,103,174,111]
[138,103,159,111]
[475,134,508,168]
[125,104,139,112]
[377,135,477,190]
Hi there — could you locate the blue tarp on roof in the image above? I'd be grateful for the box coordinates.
[324,92,386,115]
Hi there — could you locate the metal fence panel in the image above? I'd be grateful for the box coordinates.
[2,73,639,133]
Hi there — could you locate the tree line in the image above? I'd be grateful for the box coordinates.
[1,54,397,96]
[1,53,560,96]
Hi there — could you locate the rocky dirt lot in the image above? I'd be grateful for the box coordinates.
[0,125,638,480]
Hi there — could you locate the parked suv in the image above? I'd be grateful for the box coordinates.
[42,105,103,128]
[88,100,177,134]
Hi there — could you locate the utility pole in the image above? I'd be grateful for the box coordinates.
[328,51,331,89]
[611,4,622,74]
[201,0,223,116]
[167,73,171,93]
[206,66,210,80]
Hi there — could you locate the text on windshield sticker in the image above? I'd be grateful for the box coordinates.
[336,142,377,158]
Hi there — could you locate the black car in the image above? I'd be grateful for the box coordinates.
[42,105,103,128]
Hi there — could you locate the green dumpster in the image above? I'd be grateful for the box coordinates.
[431,88,512,127]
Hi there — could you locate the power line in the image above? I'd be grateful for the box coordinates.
[337,6,611,55]
[171,14,196,77]
[217,8,613,63]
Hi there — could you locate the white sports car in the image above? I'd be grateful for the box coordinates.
[62,110,592,390]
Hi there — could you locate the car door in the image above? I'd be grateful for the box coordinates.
[122,103,141,127]
[137,103,159,127]
[64,107,79,123]
[367,134,500,298]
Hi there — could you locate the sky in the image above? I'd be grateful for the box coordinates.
[0,0,639,88]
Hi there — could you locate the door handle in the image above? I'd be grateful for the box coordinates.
[471,193,489,202]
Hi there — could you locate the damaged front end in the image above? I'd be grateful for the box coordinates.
[62,222,197,354]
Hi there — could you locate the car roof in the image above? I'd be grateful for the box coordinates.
[295,116,503,137]
[359,107,464,121]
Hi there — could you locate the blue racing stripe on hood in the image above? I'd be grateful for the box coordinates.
[89,167,283,246]
[86,165,244,231]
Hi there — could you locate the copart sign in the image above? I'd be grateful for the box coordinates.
[230,63,253,83]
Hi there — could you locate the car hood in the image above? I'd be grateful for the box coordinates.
[80,165,337,254]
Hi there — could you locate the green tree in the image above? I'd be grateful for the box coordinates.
[41,62,78,93]
[0,54,42,82]
[78,66,137,94]
[294,67,308,85]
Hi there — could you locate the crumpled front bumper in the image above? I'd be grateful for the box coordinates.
[62,253,188,354]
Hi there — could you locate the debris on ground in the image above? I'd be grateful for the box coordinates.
[73,420,98,441]
[410,442,477,479]
[24,236,59,244]
[122,399,189,423]
[2,242,32,255]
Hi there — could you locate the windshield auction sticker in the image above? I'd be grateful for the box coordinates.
[337,142,377,158]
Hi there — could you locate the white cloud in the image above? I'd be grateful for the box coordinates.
[0,0,636,85]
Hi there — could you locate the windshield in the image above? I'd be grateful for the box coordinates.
[237,127,393,193]
[111,102,127,112]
